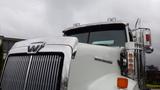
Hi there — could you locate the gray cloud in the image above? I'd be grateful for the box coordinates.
[0,0,51,38]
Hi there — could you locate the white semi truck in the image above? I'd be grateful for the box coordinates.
[0,20,153,90]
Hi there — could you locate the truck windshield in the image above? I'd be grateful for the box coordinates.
[89,30,126,46]
[64,24,127,47]
[71,30,126,46]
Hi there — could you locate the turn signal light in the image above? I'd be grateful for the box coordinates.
[146,34,151,41]
[127,52,134,75]
[117,77,128,89]
[128,53,134,60]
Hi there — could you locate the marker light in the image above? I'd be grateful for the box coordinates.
[128,52,134,63]
[127,52,134,75]
[146,34,151,41]
[128,64,134,73]
[143,29,152,47]
[117,77,128,89]
[128,53,133,62]
[145,34,151,47]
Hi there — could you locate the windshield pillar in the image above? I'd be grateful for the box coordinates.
[125,24,130,42]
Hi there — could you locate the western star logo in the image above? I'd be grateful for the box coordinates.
[28,42,45,53]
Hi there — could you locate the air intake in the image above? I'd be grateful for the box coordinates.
[1,52,64,90]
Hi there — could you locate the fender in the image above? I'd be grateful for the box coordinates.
[88,73,139,90]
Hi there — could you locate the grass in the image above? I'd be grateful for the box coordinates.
[146,84,160,88]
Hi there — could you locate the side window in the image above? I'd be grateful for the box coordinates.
[71,33,89,43]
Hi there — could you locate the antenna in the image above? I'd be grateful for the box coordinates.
[135,18,141,29]
[107,17,116,22]
[73,23,80,27]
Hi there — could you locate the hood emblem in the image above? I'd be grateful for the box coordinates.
[28,42,45,53]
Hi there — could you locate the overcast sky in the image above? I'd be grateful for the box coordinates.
[0,0,159,66]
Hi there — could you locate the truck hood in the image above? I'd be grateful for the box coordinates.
[68,43,125,90]
[11,37,78,51]
[9,36,78,55]
[76,43,123,61]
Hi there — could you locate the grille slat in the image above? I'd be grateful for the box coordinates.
[49,55,56,89]
[55,56,61,90]
[45,55,50,90]
[52,56,58,89]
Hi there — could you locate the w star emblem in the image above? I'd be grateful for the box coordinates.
[28,42,45,53]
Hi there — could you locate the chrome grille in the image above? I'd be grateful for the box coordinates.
[1,53,64,90]
[25,53,64,90]
[1,55,30,90]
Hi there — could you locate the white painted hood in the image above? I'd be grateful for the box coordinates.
[9,37,78,54]
[12,37,78,49]
[68,43,138,90]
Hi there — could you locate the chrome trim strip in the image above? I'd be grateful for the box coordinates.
[23,55,32,90]
[60,47,72,90]
[94,57,113,64]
